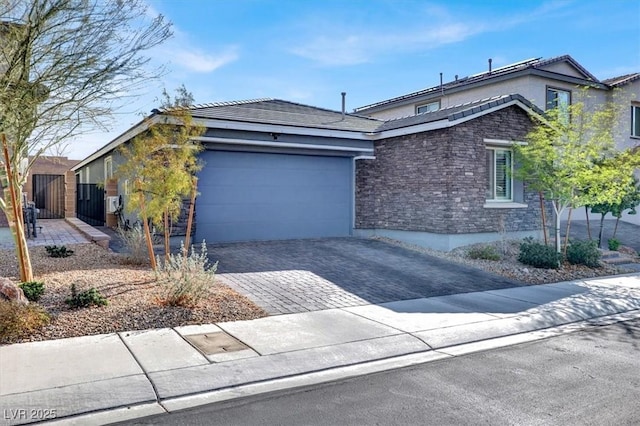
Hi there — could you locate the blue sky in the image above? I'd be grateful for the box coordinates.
[67,0,640,159]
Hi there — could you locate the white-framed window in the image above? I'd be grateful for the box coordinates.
[104,156,113,180]
[76,172,82,200]
[631,105,640,137]
[85,168,90,200]
[486,147,513,201]
[123,179,130,195]
[416,100,440,114]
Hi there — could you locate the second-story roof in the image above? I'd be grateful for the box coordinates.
[354,55,606,114]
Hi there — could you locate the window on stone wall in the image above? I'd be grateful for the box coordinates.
[632,105,640,137]
[486,147,512,201]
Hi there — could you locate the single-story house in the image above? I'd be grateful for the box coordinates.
[71,93,545,251]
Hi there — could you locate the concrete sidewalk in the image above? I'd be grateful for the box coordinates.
[1,274,640,425]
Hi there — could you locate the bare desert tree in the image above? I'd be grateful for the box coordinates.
[0,0,172,281]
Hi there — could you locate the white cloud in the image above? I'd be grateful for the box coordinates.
[288,1,572,67]
[172,47,239,73]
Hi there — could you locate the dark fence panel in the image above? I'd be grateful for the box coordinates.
[76,184,105,226]
[32,174,65,219]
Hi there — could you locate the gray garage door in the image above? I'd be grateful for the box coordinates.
[195,151,352,243]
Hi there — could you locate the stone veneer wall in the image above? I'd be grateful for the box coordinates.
[356,106,544,235]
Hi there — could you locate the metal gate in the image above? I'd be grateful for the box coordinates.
[32,174,65,219]
[76,183,105,226]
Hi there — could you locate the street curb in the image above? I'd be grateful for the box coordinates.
[42,309,640,425]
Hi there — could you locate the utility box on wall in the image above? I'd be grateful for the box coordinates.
[106,196,120,213]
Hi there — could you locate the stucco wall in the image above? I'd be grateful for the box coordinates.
[356,106,543,236]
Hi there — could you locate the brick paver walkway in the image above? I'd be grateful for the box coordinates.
[0,219,90,250]
[210,238,523,315]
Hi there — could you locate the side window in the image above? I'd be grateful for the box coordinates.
[546,87,571,123]
[76,172,82,201]
[104,156,113,179]
[486,147,513,201]
[416,100,440,114]
[85,168,90,200]
[631,105,640,137]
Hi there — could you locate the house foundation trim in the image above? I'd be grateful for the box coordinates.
[354,228,543,252]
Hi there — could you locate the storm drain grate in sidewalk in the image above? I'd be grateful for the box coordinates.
[184,332,249,356]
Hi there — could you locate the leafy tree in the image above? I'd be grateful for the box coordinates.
[514,92,640,253]
[116,85,204,269]
[0,0,171,281]
[590,176,640,247]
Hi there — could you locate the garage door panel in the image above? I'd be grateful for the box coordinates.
[196,151,352,243]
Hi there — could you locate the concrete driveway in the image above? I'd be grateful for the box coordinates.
[209,237,524,315]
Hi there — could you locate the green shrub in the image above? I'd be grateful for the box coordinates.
[566,239,601,268]
[65,284,108,308]
[607,238,620,251]
[518,237,561,269]
[467,245,501,261]
[0,300,50,344]
[45,245,74,258]
[155,241,218,307]
[19,281,45,302]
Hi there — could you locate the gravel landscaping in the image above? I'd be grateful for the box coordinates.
[377,237,639,284]
[0,244,267,344]
[1,235,638,345]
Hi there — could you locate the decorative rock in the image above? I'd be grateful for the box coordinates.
[0,277,29,305]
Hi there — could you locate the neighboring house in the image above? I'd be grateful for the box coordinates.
[25,156,79,220]
[355,55,640,225]
[0,155,78,227]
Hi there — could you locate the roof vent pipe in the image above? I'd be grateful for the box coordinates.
[440,72,443,94]
[341,92,346,120]
[488,58,492,74]
[455,74,458,81]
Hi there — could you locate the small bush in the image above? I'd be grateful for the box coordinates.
[65,283,108,308]
[467,245,501,261]
[45,245,74,258]
[116,225,149,264]
[518,237,561,269]
[19,281,45,302]
[155,241,218,307]
[0,300,50,343]
[566,239,601,268]
[607,238,620,251]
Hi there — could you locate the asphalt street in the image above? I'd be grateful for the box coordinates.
[123,318,640,426]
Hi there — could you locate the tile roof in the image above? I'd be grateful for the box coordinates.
[374,94,542,132]
[602,73,640,87]
[173,98,382,133]
[355,55,600,113]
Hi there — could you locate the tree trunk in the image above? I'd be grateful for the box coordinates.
[136,180,156,270]
[1,134,33,282]
[184,177,197,255]
[563,207,573,256]
[613,216,620,239]
[539,192,548,245]
[585,206,592,240]
[553,200,563,253]
[597,213,607,249]
[163,208,170,261]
